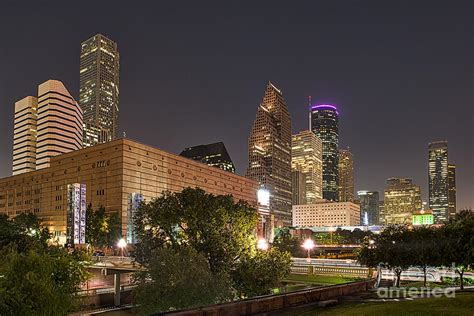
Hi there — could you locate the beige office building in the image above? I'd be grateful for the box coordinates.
[12,96,38,175]
[291,130,323,204]
[36,80,83,170]
[0,139,258,243]
[383,178,422,224]
[338,148,354,202]
[292,201,361,227]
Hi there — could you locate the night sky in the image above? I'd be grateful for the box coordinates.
[0,1,472,209]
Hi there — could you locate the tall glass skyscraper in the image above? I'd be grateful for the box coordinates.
[246,82,292,228]
[428,141,449,223]
[310,105,339,201]
[357,190,380,225]
[80,34,120,147]
[338,147,354,202]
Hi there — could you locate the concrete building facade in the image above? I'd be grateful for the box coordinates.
[383,178,422,224]
[292,201,360,227]
[12,96,38,175]
[0,139,258,243]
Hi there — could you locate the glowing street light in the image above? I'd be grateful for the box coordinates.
[117,238,127,260]
[257,238,269,251]
[302,239,315,263]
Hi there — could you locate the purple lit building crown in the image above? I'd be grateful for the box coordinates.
[310,104,339,115]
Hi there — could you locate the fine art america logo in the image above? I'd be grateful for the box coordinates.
[375,264,462,299]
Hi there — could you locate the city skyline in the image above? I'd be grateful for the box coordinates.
[0,1,472,209]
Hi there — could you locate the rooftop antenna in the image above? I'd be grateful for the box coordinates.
[308,95,312,131]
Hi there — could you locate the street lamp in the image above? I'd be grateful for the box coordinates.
[302,239,315,263]
[117,238,127,260]
[257,238,269,251]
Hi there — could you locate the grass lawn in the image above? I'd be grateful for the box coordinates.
[285,274,361,285]
[287,291,474,316]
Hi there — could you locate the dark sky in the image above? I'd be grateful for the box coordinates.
[0,1,472,209]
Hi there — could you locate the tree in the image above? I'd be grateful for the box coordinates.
[358,225,412,287]
[0,214,48,252]
[133,188,258,273]
[133,247,232,315]
[232,248,292,297]
[86,205,122,249]
[440,210,474,290]
[273,228,303,257]
[0,245,90,315]
[410,226,441,287]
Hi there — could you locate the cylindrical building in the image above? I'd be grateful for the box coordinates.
[310,104,339,201]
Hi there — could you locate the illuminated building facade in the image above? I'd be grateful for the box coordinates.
[448,164,456,218]
[291,130,323,203]
[36,80,83,170]
[338,148,354,202]
[310,105,339,201]
[246,82,292,228]
[383,178,422,224]
[12,80,83,174]
[80,34,120,147]
[180,142,236,173]
[428,141,449,224]
[12,96,38,175]
[0,138,257,241]
[412,210,434,226]
[291,170,306,205]
[357,190,380,225]
[292,201,360,227]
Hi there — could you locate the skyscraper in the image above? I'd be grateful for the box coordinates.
[80,34,120,147]
[357,191,380,225]
[291,130,323,203]
[12,80,83,173]
[12,96,38,175]
[428,141,449,223]
[310,104,339,201]
[180,142,236,173]
[246,82,292,228]
[338,148,354,202]
[36,80,83,170]
[383,178,422,225]
[448,164,456,218]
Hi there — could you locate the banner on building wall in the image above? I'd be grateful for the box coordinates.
[67,183,87,246]
[127,193,144,244]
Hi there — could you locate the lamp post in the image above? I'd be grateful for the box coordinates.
[302,239,315,263]
[257,238,269,251]
[117,238,127,260]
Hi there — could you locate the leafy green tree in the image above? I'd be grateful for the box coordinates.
[86,205,122,249]
[232,248,292,297]
[133,247,232,315]
[0,246,90,315]
[133,188,258,273]
[440,210,474,290]
[273,228,303,256]
[0,214,49,252]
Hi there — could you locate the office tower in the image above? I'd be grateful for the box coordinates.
[292,201,360,227]
[383,178,422,224]
[291,130,323,203]
[246,82,292,228]
[448,164,456,218]
[80,34,120,147]
[357,191,380,225]
[36,80,83,170]
[12,96,38,175]
[180,142,236,173]
[292,170,306,205]
[428,141,449,223]
[379,200,385,224]
[310,104,339,201]
[338,148,354,202]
